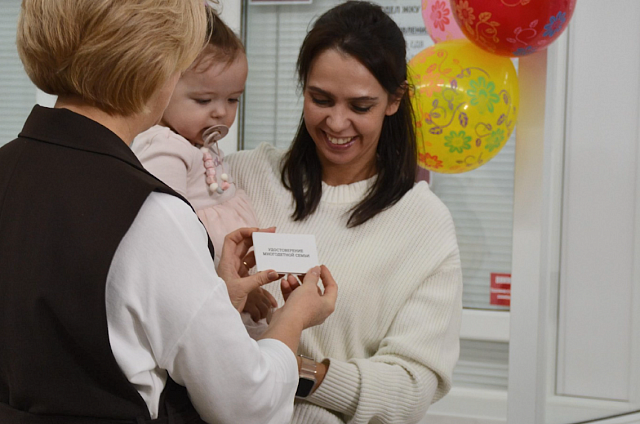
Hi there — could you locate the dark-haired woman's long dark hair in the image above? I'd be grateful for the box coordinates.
[281,1,417,228]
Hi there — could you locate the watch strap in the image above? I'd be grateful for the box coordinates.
[295,355,317,398]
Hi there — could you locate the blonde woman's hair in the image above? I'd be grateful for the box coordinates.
[17,0,209,116]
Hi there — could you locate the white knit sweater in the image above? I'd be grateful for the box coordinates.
[227,143,463,424]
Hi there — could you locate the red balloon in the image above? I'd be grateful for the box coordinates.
[451,0,576,57]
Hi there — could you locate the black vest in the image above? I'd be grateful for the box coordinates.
[0,106,212,423]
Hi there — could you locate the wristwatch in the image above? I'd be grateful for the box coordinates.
[295,355,317,399]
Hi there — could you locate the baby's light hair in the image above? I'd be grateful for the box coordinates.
[189,6,245,74]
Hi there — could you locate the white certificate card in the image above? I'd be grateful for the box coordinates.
[252,232,319,274]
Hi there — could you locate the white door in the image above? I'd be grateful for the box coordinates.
[508,1,640,423]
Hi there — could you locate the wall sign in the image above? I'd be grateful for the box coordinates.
[490,273,511,307]
[381,1,432,60]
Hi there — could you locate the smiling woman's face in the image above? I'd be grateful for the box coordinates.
[303,49,401,186]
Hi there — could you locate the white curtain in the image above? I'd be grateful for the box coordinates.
[0,1,37,146]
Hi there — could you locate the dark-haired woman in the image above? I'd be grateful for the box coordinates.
[228,1,462,422]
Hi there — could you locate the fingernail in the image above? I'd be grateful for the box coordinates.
[309,266,320,276]
[268,271,278,280]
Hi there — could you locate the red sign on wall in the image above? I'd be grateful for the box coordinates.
[490,273,511,307]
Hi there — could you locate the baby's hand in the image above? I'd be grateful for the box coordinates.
[243,287,277,323]
[280,274,302,301]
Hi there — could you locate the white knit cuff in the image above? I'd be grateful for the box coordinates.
[306,359,360,417]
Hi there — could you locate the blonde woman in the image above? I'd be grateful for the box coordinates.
[0,1,336,423]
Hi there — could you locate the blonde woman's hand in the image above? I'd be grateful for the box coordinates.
[217,227,279,312]
[272,265,337,330]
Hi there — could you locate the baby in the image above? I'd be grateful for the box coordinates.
[132,7,273,331]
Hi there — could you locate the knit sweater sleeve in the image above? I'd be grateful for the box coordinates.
[308,254,462,424]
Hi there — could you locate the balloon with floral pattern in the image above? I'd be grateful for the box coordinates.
[409,40,519,173]
[422,0,465,44]
[451,0,576,57]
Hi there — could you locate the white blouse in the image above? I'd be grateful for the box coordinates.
[105,191,297,423]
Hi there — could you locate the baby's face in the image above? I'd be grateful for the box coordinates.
[161,53,247,147]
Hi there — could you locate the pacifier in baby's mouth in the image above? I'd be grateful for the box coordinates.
[202,124,229,148]
[201,124,231,194]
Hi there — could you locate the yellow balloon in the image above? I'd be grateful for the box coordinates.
[409,40,519,174]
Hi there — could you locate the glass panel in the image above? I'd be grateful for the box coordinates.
[430,137,514,311]
[454,340,509,391]
[243,0,515,310]
[0,1,37,147]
